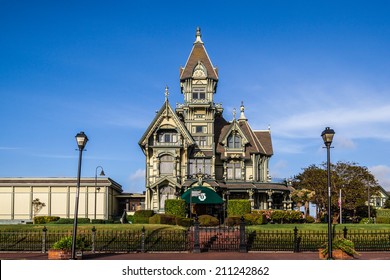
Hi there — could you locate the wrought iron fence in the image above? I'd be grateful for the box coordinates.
[0,225,389,253]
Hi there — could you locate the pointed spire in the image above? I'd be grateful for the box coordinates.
[233,108,236,120]
[194,27,203,44]
[164,85,169,101]
[238,101,247,121]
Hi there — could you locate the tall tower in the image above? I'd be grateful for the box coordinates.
[176,27,222,178]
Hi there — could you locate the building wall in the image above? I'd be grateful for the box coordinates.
[0,178,122,222]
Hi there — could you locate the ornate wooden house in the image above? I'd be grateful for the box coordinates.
[139,28,294,216]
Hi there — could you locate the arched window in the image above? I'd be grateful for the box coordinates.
[160,154,174,175]
[227,133,241,148]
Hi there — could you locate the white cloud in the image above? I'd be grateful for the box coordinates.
[369,165,390,190]
[129,169,145,180]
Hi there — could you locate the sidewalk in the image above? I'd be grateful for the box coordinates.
[1,251,389,260]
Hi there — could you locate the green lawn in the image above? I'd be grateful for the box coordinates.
[0,223,185,232]
[247,223,390,232]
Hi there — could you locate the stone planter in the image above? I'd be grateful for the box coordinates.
[319,249,354,260]
[48,249,83,260]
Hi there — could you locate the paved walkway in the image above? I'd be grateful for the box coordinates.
[1,251,389,260]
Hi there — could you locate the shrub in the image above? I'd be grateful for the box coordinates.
[198,215,219,226]
[126,215,134,224]
[305,215,315,223]
[133,210,154,224]
[227,200,251,217]
[149,214,176,225]
[225,216,242,226]
[270,210,285,223]
[33,216,60,224]
[176,217,193,227]
[321,238,359,258]
[377,209,390,218]
[55,218,90,224]
[91,219,105,224]
[52,236,89,250]
[243,213,267,225]
[376,217,390,224]
[165,199,186,217]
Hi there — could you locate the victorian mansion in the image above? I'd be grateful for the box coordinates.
[139,28,294,215]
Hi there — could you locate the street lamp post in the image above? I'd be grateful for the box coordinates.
[71,131,88,260]
[94,166,105,221]
[321,126,335,260]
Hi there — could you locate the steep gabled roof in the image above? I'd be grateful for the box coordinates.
[180,28,218,81]
[138,91,194,148]
[254,130,273,156]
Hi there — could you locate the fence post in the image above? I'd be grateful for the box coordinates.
[42,226,47,253]
[141,226,145,253]
[293,226,299,252]
[91,226,96,253]
[239,216,247,253]
[343,226,348,239]
[193,216,200,253]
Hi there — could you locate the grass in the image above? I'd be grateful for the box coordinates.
[0,223,185,232]
[247,223,390,232]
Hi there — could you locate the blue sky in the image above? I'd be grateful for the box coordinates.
[1,1,390,192]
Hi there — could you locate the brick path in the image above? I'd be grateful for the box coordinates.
[1,251,389,260]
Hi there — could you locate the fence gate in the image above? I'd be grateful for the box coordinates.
[190,217,247,253]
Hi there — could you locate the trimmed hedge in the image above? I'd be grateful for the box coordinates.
[227,199,251,217]
[376,209,390,224]
[133,210,155,224]
[176,217,193,227]
[165,199,186,217]
[198,215,219,226]
[225,216,242,226]
[33,216,60,224]
[55,218,91,224]
[149,214,176,225]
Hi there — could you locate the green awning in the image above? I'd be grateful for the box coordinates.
[181,186,223,204]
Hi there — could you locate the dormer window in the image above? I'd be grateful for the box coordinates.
[158,130,178,143]
[192,87,206,100]
[227,133,241,148]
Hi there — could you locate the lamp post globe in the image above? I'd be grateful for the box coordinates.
[71,131,88,260]
[94,166,105,221]
[321,126,335,260]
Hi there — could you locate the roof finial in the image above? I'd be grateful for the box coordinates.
[238,101,247,121]
[165,85,169,101]
[233,108,236,120]
[195,27,203,43]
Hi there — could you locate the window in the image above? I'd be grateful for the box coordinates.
[194,136,207,147]
[227,133,241,148]
[189,159,211,176]
[194,126,206,133]
[160,155,174,175]
[227,162,241,180]
[192,87,206,100]
[158,130,177,143]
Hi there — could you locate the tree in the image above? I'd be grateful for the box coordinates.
[32,198,46,217]
[293,161,379,222]
[290,188,315,218]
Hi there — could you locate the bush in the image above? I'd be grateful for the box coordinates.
[198,215,219,226]
[126,215,134,224]
[227,200,251,217]
[243,213,267,225]
[225,216,242,226]
[52,236,90,250]
[375,209,390,224]
[149,214,176,225]
[270,210,285,223]
[133,210,154,224]
[305,215,315,223]
[91,219,105,224]
[176,217,193,227]
[165,199,186,217]
[54,218,90,224]
[33,216,60,224]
